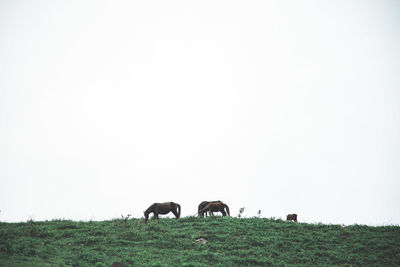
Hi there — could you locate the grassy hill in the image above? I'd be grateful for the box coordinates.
[0,217,399,266]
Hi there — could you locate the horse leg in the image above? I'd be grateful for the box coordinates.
[171,209,179,219]
[221,209,227,216]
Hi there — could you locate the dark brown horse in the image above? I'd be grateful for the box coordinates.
[286,213,298,222]
[144,202,181,222]
[199,201,230,217]
[198,200,222,217]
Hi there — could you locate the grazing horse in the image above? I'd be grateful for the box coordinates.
[198,201,222,217]
[286,214,298,222]
[144,202,181,222]
[199,201,230,217]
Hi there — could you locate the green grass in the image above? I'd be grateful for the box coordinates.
[1,217,399,266]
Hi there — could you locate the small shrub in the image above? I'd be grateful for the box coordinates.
[237,207,245,218]
[121,214,131,224]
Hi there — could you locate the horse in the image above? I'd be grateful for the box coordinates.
[144,202,181,222]
[286,213,298,222]
[198,200,222,217]
[199,201,230,217]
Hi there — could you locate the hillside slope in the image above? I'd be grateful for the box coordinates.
[1,217,399,266]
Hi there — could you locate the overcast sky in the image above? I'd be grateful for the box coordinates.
[1,0,399,225]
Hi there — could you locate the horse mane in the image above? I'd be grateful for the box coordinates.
[144,203,156,215]
[200,203,212,214]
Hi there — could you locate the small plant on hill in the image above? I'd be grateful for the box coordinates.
[27,216,35,225]
[121,214,131,224]
[238,207,245,218]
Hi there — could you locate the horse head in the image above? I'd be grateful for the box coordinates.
[144,210,149,222]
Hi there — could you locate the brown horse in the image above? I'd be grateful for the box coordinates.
[144,202,181,222]
[199,201,230,217]
[286,214,298,222]
[198,200,222,217]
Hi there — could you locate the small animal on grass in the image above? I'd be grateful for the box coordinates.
[144,202,181,222]
[286,213,298,222]
[199,201,230,217]
[198,200,222,217]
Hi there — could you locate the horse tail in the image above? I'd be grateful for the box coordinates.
[224,204,230,216]
[175,203,181,218]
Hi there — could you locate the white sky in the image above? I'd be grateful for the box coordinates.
[1,0,399,225]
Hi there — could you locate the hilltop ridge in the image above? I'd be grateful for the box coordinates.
[1,217,399,266]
